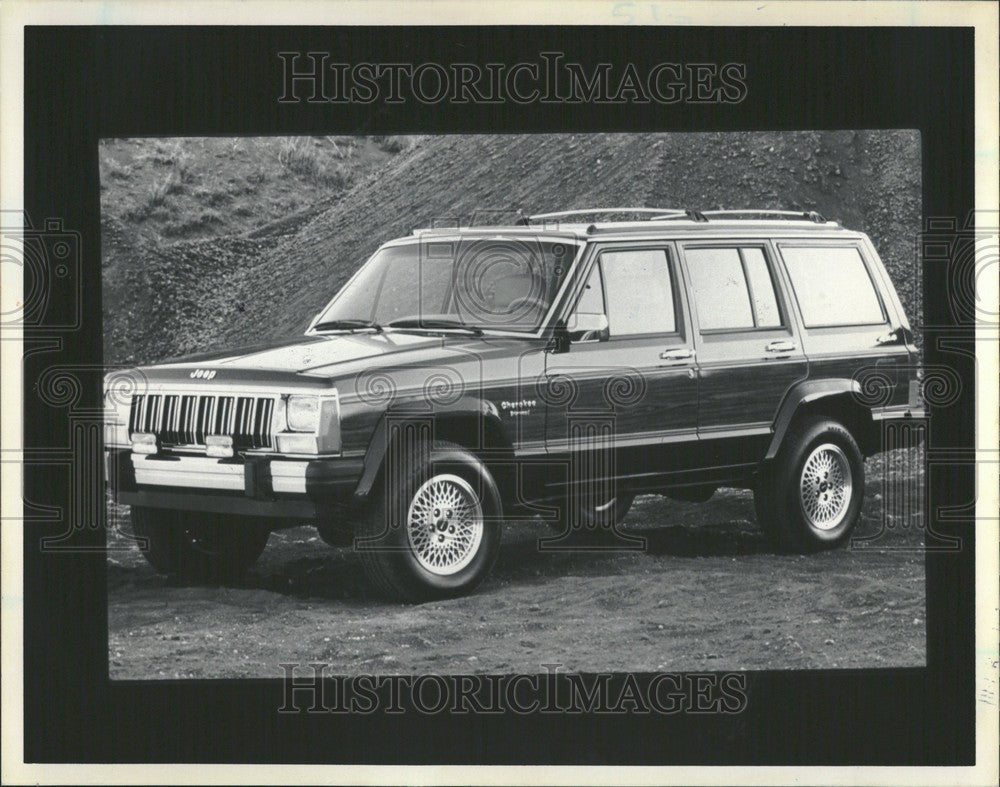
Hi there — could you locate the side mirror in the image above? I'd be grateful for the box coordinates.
[568,313,610,343]
[550,319,571,354]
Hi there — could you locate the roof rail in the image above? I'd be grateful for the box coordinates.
[521,208,687,225]
[700,209,830,224]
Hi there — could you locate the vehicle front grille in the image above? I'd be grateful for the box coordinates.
[128,393,276,450]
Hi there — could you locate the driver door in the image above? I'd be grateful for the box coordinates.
[543,244,698,484]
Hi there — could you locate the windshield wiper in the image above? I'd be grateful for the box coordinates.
[312,318,383,333]
[386,318,483,335]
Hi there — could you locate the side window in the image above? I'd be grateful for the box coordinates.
[684,246,784,331]
[781,246,885,327]
[685,248,753,330]
[600,249,677,336]
[781,246,885,328]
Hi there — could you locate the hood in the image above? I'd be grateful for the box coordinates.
[140,331,538,387]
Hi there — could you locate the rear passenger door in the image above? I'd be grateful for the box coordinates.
[679,242,808,462]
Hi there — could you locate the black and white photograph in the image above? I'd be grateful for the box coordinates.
[2,1,997,784]
[102,130,929,678]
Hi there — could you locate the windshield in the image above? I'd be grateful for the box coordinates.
[313,237,580,333]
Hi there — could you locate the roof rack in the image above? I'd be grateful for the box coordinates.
[412,207,838,235]
[650,210,708,222]
[518,208,686,225]
[699,209,829,223]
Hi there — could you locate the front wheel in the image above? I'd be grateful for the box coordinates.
[130,506,271,582]
[754,416,865,552]
[356,441,502,602]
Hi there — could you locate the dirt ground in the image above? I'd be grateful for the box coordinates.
[107,451,925,679]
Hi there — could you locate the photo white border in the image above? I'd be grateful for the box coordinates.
[1,2,997,785]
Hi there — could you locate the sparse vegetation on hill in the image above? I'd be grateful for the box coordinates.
[100,136,405,243]
[102,132,921,365]
[101,135,413,363]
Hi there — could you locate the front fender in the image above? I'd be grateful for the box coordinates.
[352,398,511,500]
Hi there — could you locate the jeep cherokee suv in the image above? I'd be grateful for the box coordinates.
[104,208,923,601]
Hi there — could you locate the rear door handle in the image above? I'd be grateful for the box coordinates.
[659,347,695,362]
[876,330,899,345]
[765,340,797,355]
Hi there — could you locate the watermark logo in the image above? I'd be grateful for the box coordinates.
[278,52,748,106]
[278,663,748,715]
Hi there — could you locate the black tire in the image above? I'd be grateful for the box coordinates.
[355,440,503,602]
[130,506,271,582]
[316,519,354,547]
[754,416,865,552]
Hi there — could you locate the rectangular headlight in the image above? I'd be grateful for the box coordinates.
[286,395,320,432]
[278,391,340,455]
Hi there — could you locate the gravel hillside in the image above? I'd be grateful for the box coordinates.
[103,131,921,365]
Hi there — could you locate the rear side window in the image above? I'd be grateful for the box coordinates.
[599,249,677,336]
[781,246,885,327]
[684,246,783,331]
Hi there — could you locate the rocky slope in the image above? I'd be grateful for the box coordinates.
[103,131,921,365]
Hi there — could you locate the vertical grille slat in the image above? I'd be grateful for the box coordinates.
[235,397,250,444]
[149,395,162,434]
[128,391,276,450]
[252,398,262,447]
[207,397,218,438]
[181,395,196,444]
[226,397,237,437]
[262,398,274,447]
[166,395,180,444]
[129,395,143,433]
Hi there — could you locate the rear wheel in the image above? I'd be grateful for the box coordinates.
[754,416,864,552]
[130,506,271,582]
[356,440,502,602]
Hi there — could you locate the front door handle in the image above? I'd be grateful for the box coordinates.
[765,340,797,355]
[659,347,695,362]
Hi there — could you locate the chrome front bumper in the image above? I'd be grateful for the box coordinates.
[129,454,309,494]
[104,449,365,520]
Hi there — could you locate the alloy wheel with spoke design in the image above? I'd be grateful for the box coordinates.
[406,473,485,576]
[798,442,852,530]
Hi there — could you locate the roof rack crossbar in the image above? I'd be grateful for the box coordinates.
[526,208,687,223]
[700,209,829,223]
[648,210,709,222]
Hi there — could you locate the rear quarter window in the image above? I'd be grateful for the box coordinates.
[780,245,886,327]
